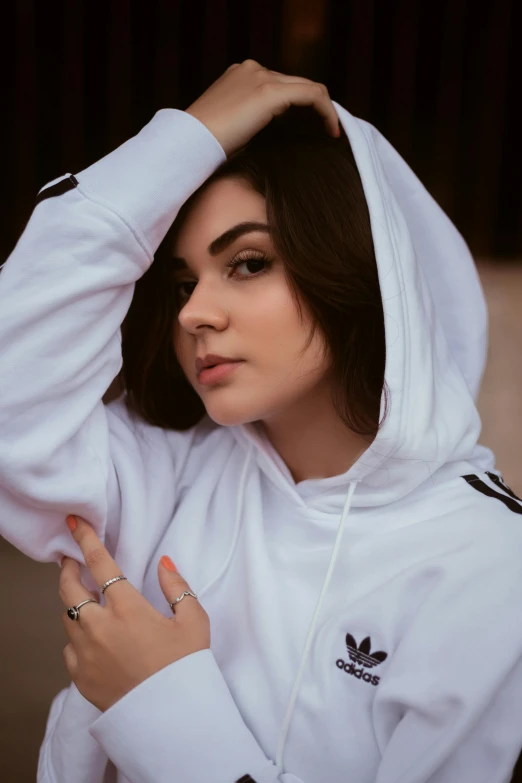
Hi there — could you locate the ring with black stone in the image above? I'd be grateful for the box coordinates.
[67,598,99,621]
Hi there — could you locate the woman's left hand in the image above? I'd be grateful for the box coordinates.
[59,515,210,713]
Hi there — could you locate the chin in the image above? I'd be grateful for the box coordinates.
[202,401,258,428]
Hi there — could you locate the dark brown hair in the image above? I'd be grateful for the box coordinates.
[120,106,388,436]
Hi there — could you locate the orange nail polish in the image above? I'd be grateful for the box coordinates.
[66,515,77,532]
[160,555,177,572]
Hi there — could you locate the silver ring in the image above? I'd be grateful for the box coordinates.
[168,590,198,611]
[67,598,99,621]
[100,575,127,595]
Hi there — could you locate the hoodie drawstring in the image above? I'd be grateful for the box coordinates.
[275,479,359,772]
[197,447,359,776]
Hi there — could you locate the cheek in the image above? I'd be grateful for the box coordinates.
[257,289,328,370]
[251,287,302,343]
[264,296,322,369]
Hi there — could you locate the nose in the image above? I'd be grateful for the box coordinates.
[176,282,230,335]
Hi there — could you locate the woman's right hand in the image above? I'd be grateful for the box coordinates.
[185,59,340,157]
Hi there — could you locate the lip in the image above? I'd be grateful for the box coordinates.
[197,361,244,386]
[195,354,243,376]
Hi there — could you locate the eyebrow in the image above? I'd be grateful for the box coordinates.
[171,221,270,270]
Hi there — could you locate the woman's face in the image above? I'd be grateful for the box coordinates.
[171,177,331,427]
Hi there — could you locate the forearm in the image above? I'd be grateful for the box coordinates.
[0,108,225,565]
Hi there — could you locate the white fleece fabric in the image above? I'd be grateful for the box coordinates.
[1,104,522,783]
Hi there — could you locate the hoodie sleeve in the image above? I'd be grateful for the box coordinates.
[0,108,226,566]
[37,684,111,783]
[89,649,286,783]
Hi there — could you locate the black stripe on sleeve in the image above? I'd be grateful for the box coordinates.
[462,474,522,515]
[35,174,79,205]
[486,472,522,502]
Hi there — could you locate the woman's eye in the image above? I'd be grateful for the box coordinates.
[175,253,271,302]
[230,256,268,276]
[176,284,192,300]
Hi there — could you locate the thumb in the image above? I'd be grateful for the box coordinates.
[158,555,198,618]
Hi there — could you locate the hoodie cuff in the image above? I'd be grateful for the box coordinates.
[89,649,281,783]
[77,109,226,255]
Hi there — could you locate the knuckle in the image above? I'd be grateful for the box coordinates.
[112,599,132,621]
[258,80,275,96]
[170,577,188,593]
[114,589,141,616]
[58,580,69,603]
[79,610,96,631]
[254,68,270,84]
[58,562,69,585]
[170,584,189,601]
[84,547,105,571]
[82,614,105,642]
[242,58,260,68]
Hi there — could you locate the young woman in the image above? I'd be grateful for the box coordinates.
[1,60,522,783]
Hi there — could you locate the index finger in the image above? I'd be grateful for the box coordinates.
[275,82,341,137]
[268,72,340,136]
[66,515,128,599]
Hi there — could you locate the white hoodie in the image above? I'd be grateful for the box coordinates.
[1,103,522,783]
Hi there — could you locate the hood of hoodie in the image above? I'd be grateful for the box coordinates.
[228,101,496,510]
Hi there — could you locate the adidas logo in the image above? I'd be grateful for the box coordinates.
[336,633,388,687]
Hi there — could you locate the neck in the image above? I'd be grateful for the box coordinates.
[257,388,375,485]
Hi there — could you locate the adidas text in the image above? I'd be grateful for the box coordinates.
[336,658,381,686]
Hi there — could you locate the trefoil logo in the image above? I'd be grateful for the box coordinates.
[336,633,388,687]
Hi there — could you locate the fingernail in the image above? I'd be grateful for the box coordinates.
[66,515,77,532]
[160,555,177,573]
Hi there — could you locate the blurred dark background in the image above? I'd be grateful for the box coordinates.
[1,0,521,262]
[1,1,521,780]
